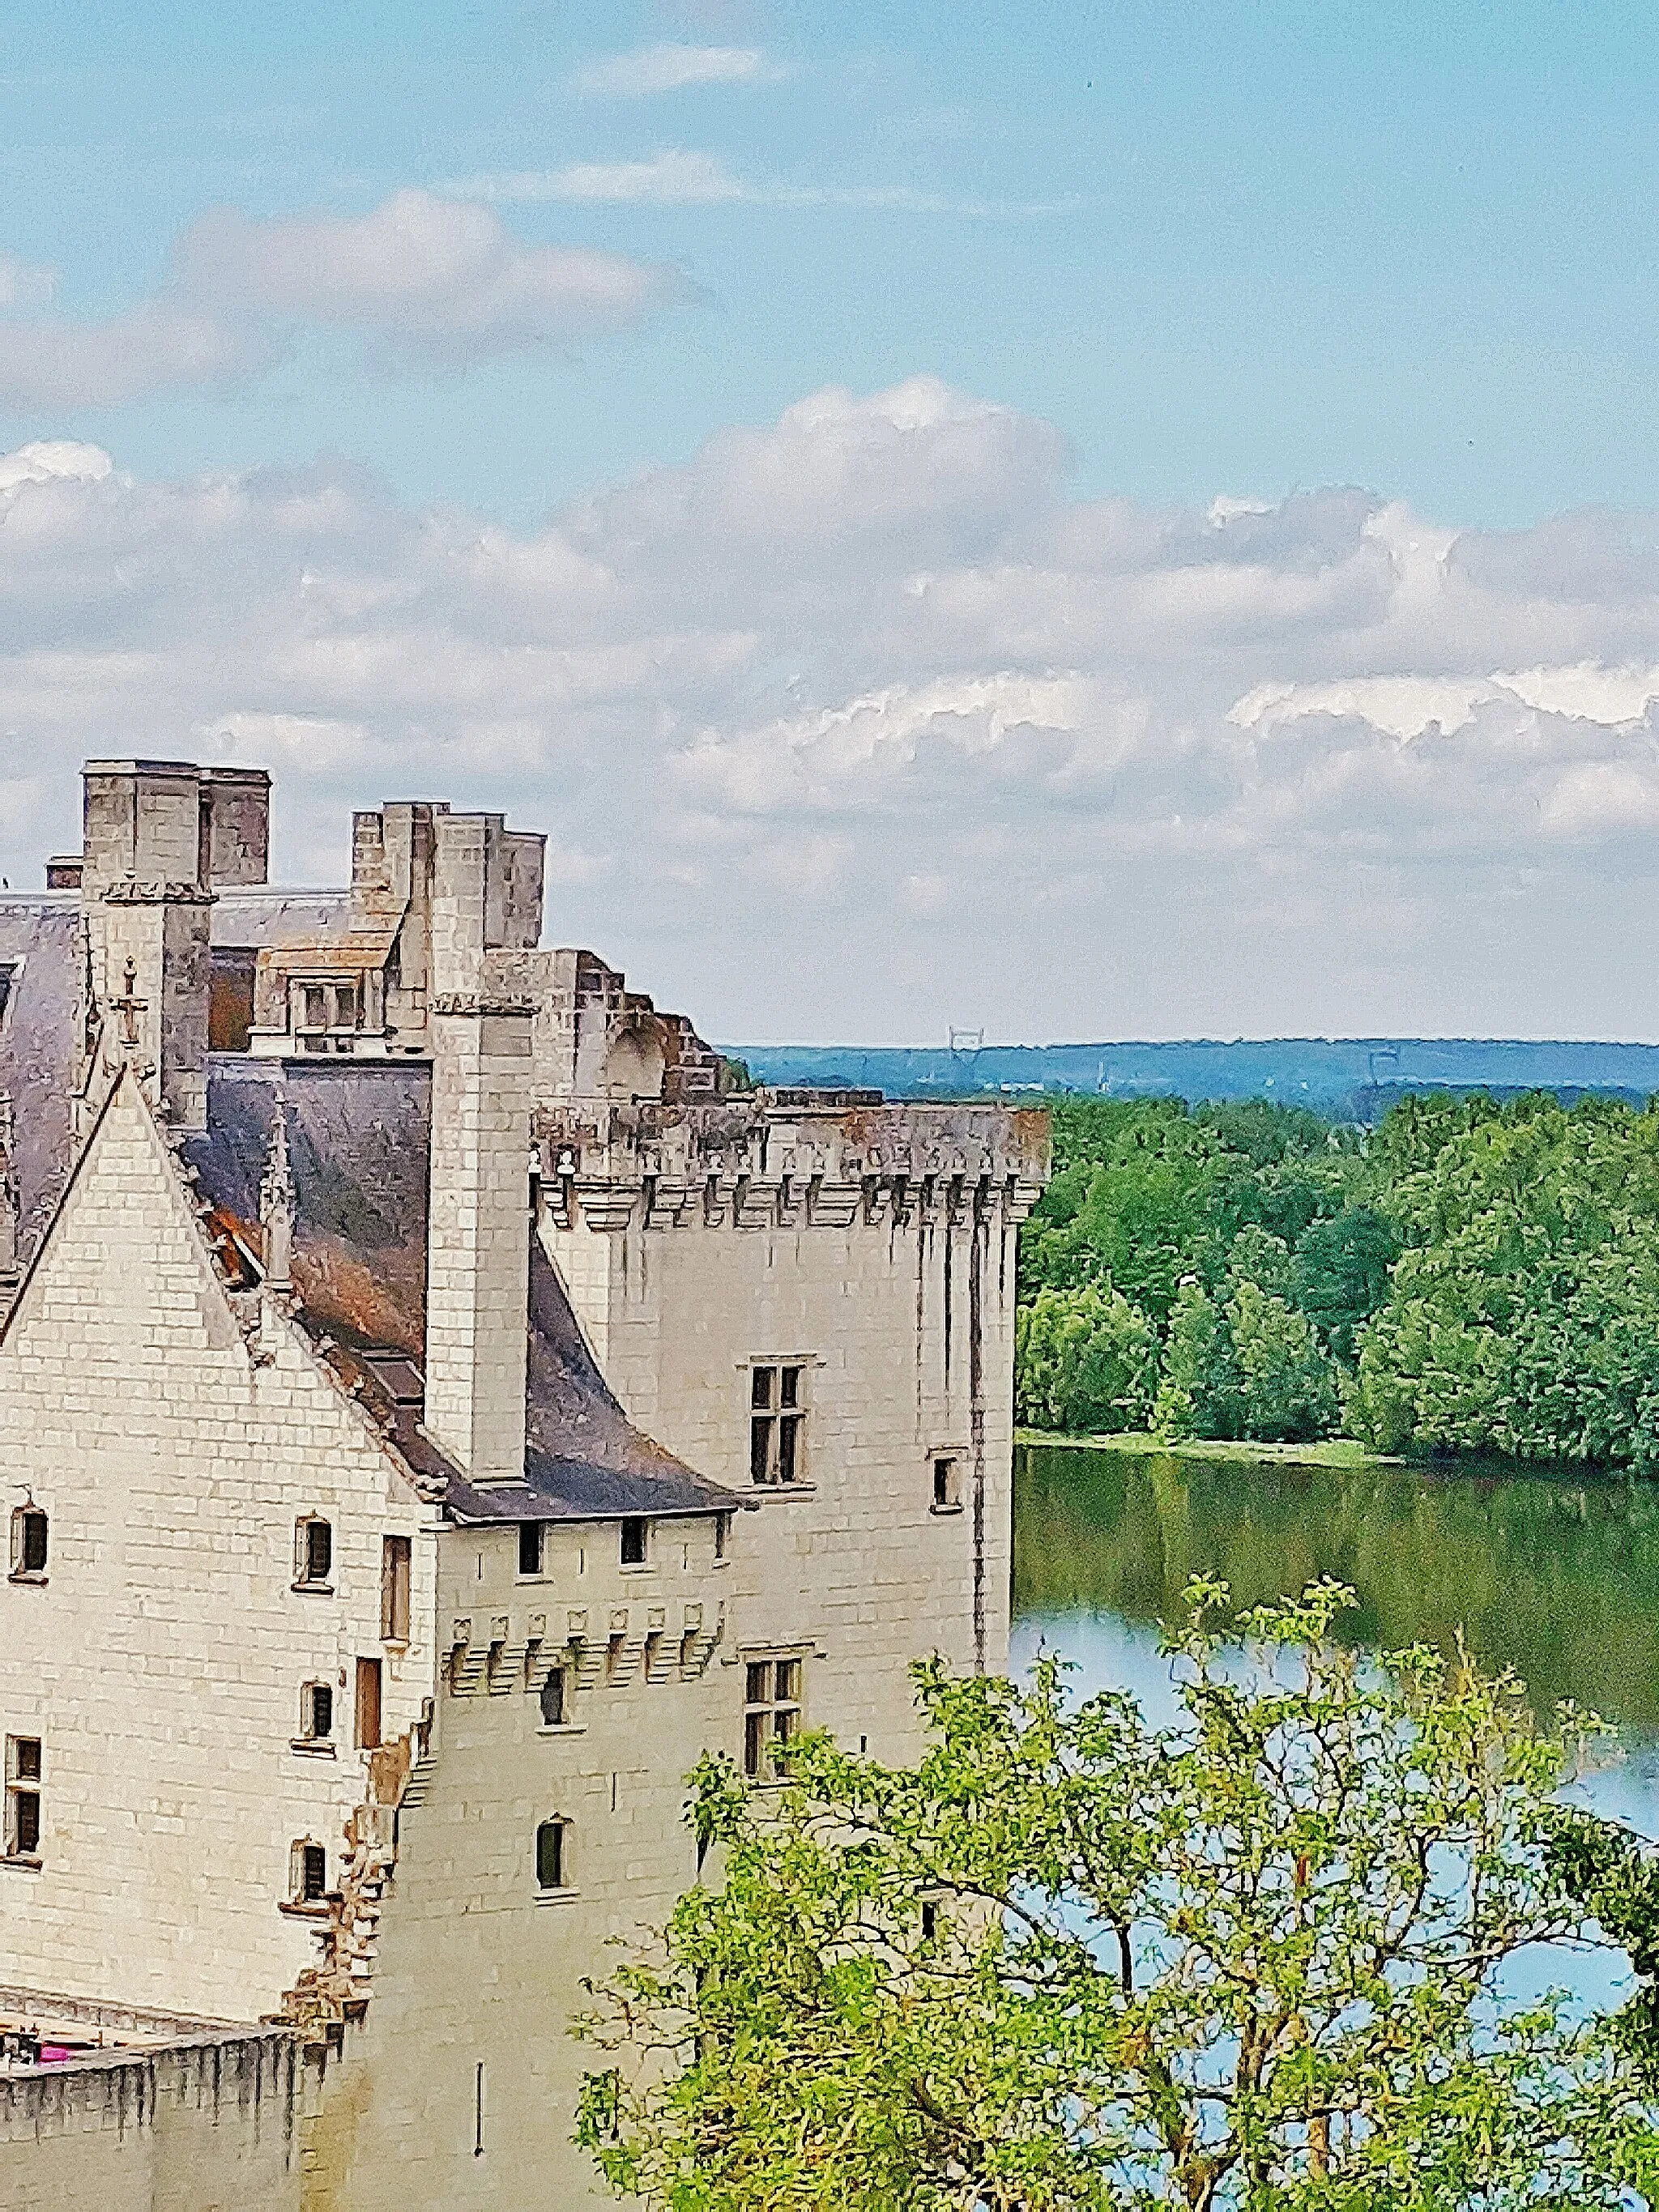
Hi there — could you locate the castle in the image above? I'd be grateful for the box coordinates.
[0,758,1048,2210]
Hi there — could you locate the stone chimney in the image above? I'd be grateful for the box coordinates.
[200,767,271,886]
[78,760,218,1132]
[422,992,535,1485]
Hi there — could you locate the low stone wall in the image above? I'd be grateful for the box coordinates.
[1,2025,303,2212]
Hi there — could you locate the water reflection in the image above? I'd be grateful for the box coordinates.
[1013,1441,1659,1731]
[1009,1439,1659,2010]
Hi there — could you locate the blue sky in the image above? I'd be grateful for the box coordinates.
[8,2,1659,1044]
[6,0,1659,526]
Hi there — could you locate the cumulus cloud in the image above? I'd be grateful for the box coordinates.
[0,190,688,409]
[571,43,778,97]
[8,380,1659,1040]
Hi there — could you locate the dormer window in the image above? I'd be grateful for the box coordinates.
[286,974,364,1056]
[9,1506,47,1583]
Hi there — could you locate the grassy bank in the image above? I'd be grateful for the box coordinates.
[1016,1428,1401,1472]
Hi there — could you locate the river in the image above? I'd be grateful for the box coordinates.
[1010,1439,1659,2001]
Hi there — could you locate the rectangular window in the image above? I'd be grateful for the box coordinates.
[714,1512,728,1562]
[9,1507,47,1579]
[298,1842,326,1902]
[295,1516,332,1588]
[742,1656,803,1778]
[620,1517,647,1568]
[302,1682,334,1741]
[381,1535,412,1640]
[932,1456,962,1511]
[518,1521,544,1578]
[355,1656,382,1750]
[5,1737,41,1860]
[535,1818,569,1891]
[748,1365,808,1486]
[539,1668,566,1728]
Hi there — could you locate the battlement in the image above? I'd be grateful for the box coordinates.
[534,1092,1050,1232]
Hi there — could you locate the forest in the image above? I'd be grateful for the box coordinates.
[1015,1089,1659,1466]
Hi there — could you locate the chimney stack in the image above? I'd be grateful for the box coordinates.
[74,759,272,1132]
[422,992,534,1486]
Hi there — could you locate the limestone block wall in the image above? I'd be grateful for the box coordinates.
[1,2028,304,2212]
[0,1078,438,2024]
[542,1196,1021,1766]
[307,1513,734,2212]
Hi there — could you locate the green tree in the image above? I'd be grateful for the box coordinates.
[1015,1283,1159,1435]
[1155,1277,1341,1445]
[1353,1095,1659,1465]
[578,1582,1659,2210]
[1291,1204,1398,1362]
[1226,1278,1341,1443]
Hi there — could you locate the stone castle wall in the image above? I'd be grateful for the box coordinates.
[297,1512,732,2211]
[0,1080,437,2023]
[2,2025,304,2212]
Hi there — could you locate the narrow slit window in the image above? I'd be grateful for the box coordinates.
[381,1535,412,1641]
[748,1364,808,1485]
[535,1818,569,1891]
[5,1737,41,1859]
[620,1517,648,1568]
[518,1521,544,1577]
[9,1506,47,1579]
[742,1655,804,1778]
[355,1656,382,1750]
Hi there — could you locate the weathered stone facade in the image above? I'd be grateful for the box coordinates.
[0,757,1047,2210]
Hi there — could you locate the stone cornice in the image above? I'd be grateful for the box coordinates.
[553,1170,1045,1234]
[429,991,537,1018]
[99,878,216,906]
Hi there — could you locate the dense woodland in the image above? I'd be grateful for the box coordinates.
[1016,1089,1659,1466]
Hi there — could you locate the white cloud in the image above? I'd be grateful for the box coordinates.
[0,439,111,495]
[476,151,744,207]
[0,251,55,310]
[571,44,777,98]
[0,190,687,410]
[456,155,1075,217]
[10,381,1659,1040]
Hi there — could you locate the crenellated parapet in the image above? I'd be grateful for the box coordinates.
[533,1090,1051,1234]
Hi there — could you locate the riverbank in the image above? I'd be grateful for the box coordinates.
[1016,1427,1399,1472]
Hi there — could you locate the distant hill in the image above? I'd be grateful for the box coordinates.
[726,1038,1659,1120]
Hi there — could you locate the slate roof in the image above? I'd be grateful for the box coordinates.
[181,1059,729,1525]
[0,897,78,1262]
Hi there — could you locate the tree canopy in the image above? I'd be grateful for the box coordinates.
[578,1582,1659,2210]
[1016,1089,1659,1466]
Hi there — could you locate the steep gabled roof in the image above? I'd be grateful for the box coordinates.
[182,1057,730,1524]
[0,897,78,1264]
